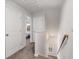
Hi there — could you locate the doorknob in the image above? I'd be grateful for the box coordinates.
[6,34,9,36]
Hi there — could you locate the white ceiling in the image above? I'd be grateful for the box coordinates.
[11,0,64,13]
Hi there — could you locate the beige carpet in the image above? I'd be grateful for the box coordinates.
[7,39,57,59]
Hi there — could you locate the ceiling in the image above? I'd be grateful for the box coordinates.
[11,0,64,13]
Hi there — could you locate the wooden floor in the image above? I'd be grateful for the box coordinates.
[7,39,57,59]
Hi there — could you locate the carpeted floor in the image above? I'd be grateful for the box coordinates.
[7,39,57,59]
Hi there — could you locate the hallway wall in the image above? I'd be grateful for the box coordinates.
[57,0,73,59]
[6,0,31,58]
[45,9,61,56]
[32,9,61,56]
[32,14,47,57]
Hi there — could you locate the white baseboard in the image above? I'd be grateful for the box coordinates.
[6,44,26,58]
[48,52,57,56]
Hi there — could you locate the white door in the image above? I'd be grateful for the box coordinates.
[6,6,15,57]
[5,2,26,57]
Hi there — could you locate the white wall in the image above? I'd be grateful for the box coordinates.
[57,0,73,59]
[45,9,61,56]
[6,0,31,58]
[32,9,61,56]
[33,15,45,32]
[33,14,48,57]
[33,9,61,33]
[45,9,61,33]
[58,33,73,59]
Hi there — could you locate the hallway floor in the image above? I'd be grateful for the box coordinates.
[7,39,57,59]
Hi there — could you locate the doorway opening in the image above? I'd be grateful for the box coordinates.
[25,17,35,54]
